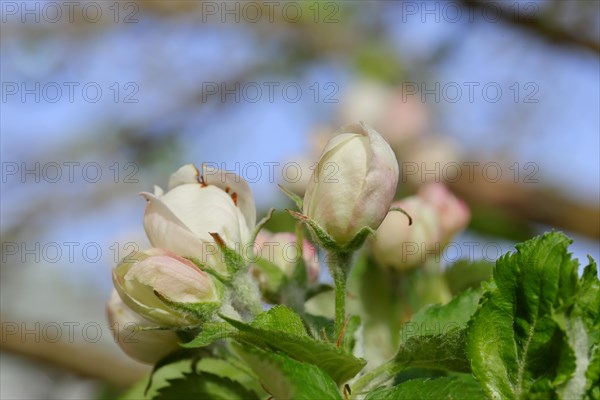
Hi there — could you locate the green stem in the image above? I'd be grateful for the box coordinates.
[229,273,263,319]
[327,251,352,338]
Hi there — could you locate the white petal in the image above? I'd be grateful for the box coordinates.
[201,163,256,230]
[140,191,207,258]
[153,185,164,196]
[303,133,360,218]
[168,163,200,189]
[159,184,246,245]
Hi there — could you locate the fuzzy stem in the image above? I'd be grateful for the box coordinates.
[327,251,352,338]
[229,273,263,319]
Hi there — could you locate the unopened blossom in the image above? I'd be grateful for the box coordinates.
[303,122,399,245]
[371,197,442,271]
[112,248,222,326]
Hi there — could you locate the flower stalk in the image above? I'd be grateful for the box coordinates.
[327,250,353,339]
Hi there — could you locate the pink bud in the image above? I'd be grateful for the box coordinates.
[418,183,470,243]
[370,197,442,271]
[112,248,222,327]
[253,231,320,286]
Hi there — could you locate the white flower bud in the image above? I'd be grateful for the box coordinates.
[112,248,222,326]
[303,122,399,245]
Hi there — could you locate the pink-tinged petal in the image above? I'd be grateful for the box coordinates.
[168,163,200,190]
[201,163,256,230]
[126,255,219,304]
[112,258,185,326]
[107,290,180,364]
[418,183,470,241]
[140,191,207,259]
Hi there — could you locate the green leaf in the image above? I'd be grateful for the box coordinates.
[144,349,195,396]
[391,288,483,373]
[467,232,581,400]
[119,360,192,400]
[364,375,486,400]
[180,321,237,348]
[222,305,367,385]
[395,328,470,373]
[554,257,600,400]
[194,356,265,397]
[153,371,259,400]
[406,287,483,335]
[444,259,493,295]
[234,343,342,400]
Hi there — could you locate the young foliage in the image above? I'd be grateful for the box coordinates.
[467,232,599,400]
[365,375,486,400]
[154,372,259,400]
[182,305,366,385]
[234,343,343,400]
[393,288,483,373]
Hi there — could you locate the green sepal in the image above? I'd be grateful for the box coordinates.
[153,287,223,323]
[278,184,304,210]
[209,232,248,275]
[186,256,232,283]
[286,210,376,255]
[249,208,276,245]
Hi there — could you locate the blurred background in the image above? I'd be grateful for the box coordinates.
[1,0,599,398]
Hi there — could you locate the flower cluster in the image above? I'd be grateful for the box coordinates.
[107,122,470,365]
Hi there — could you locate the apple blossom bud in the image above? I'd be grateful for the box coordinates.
[303,122,399,246]
[418,183,470,243]
[112,248,222,327]
[339,80,429,151]
[107,289,180,364]
[252,231,320,291]
[370,197,442,271]
[141,163,256,275]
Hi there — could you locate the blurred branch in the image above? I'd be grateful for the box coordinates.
[449,176,600,239]
[0,318,148,388]
[463,0,600,54]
